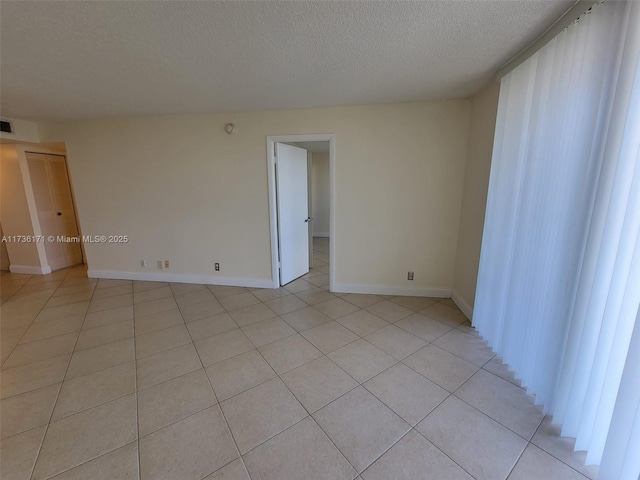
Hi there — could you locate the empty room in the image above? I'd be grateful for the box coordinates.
[0,1,638,479]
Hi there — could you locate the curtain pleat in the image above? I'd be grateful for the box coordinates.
[474,1,640,476]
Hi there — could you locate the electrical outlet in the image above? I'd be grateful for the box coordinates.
[214,262,220,271]
[157,260,163,269]
[164,260,170,268]
[141,260,147,268]
[408,271,414,281]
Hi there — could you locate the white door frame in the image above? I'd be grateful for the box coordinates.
[267,134,335,291]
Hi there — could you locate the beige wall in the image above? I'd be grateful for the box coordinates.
[0,224,9,270]
[38,100,471,292]
[0,118,40,143]
[452,81,500,316]
[311,152,330,236]
[0,144,41,269]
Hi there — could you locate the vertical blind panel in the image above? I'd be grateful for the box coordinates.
[475,2,624,406]
[599,306,640,478]
[474,0,639,474]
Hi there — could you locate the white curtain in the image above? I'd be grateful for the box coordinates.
[474,0,640,476]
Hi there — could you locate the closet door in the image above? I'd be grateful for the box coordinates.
[26,153,82,270]
[47,155,82,266]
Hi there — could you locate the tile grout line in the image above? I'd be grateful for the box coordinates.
[132,281,142,480]
[204,284,326,479]
[451,367,543,439]
[213,279,441,478]
[27,266,96,480]
[202,278,359,478]
[1,276,69,369]
[525,420,595,480]
[25,275,140,479]
[3,260,588,480]
[177,285,254,480]
[1,271,70,359]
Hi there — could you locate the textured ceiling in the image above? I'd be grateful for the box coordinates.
[0,1,574,120]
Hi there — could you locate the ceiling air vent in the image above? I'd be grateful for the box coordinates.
[0,120,12,133]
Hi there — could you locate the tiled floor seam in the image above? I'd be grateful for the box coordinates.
[136,401,217,441]
[409,425,478,479]
[528,423,595,480]
[503,443,530,480]
[233,326,362,477]
[2,279,69,368]
[131,288,142,480]
[28,266,98,480]
[3,264,593,479]
[79,316,130,333]
[260,346,425,476]
[421,337,495,373]
[178,292,252,480]
[330,357,460,475]
[449,387,544,443]
[242,328,298,349]
[392,318,455,343]
[445,361,543,444]
[35,440,140,480]
[359,362,452,423]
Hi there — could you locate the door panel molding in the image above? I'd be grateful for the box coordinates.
[275,143,310,285]
[25,152,83,271]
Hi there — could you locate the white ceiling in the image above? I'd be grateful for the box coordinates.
[0,1,574,121]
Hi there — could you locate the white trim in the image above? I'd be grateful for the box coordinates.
[451,289,473,320]
[87,269,273,288]
[313,232,330,238]
[15,146,50,270]
[333,283,450,298]
[328,137,336,293]
[266,134,336,290]
[9,264,52,275]
[496,0,596,80]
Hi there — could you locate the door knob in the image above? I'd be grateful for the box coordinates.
[304,217,312,223]
[57,212,62,216]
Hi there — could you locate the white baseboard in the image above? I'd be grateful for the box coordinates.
[87,269,274,289]
[332,283,450,298]
[313,232,330,238]
[9,264,52,275]
[451,290,473,320]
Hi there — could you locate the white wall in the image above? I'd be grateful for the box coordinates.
[311,152,330,236]
[452,81,500,316]
[37,100,471,293]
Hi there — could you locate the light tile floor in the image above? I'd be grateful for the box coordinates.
[0,238,599,479]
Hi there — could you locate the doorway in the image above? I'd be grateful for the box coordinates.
[25,152,83,270]
[267,134,335,290]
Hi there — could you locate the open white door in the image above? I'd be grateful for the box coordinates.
[275,143,310,285]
